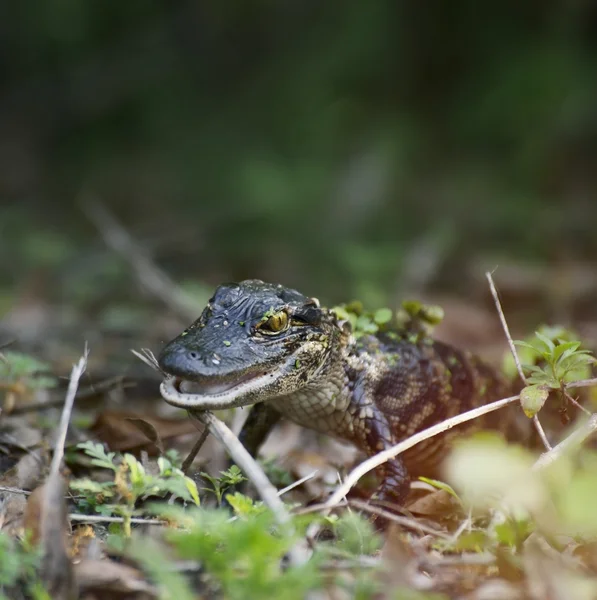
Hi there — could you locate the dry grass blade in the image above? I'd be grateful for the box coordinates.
[131,347,162,372]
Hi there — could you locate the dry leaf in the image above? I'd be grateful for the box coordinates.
[75,559,157,598]
[90,411,197,453]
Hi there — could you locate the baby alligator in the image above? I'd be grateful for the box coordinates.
[158,280,518,506]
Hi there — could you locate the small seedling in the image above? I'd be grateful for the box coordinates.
[70,442,200,536]
[201,465,246,506]
[512,328,596,418]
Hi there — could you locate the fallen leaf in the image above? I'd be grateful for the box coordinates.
[75,559,157,598]
[90,411,198,453]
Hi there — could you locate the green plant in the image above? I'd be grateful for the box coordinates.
[70,442,200,536]
[200,465,246,506]
[512,328,596,418]
[152,505,322,600]
[0,351,57,409]
[0,533,48,600]
[332,300,444,340]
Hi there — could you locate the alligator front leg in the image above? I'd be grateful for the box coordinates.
[373,457,410,507]
[362,416,411,510]
[238,402,282,457]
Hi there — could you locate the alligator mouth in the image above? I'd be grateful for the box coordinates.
[175,370,265,396]
[159,369,278,410]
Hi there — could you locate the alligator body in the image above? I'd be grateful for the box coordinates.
[158,280,520,505]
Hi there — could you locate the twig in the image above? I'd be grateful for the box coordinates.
[346,499,450,539]
[38,348,87,599]
[325,394,520,508]
[51,350,88,477]
[292,499,444,539]
[69,514,165,526]
[180,427,210,475]
[421,552,496,567]
[533,413,597,470]
[10,375,125,415]
[563,390,591,416]
[0,485,32,496]
[292,499,349,516]
[191,410,310,566]
[564,377,597,389]
[278,470,319,497]
[83,198,200,322]
[486,270,552,450]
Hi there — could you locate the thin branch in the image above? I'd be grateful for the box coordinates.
[325,393,520,508]
[191,410,310,566]
[486,270,551,450]
[565,377,597,389]
[10,375,125,415]
[292,499,349,516]
[69,514,165,526]
[38,348,87,599]
[83,197,200,322]
[533,413,597,470]
[51,349,88,477]
[180,427,210,475]
[278,470,319,497]
[563,389,591,416]
[346,499,450,539]
[486,271,526,382]
[0,485,31,496]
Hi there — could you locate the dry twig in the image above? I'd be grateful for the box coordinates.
[83,197,200,322]
[29,349,88,599]
[190,411,311,566]
[325,393,521,508]
[486,270,551,450]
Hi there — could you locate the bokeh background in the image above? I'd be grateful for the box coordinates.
[2,1,597,362]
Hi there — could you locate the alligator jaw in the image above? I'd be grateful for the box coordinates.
[159,369,280,410]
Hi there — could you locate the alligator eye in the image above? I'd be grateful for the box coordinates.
[257,311,289,334]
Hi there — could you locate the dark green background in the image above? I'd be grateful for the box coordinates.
[2,1,596,309]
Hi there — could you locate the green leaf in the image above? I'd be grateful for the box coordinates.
[225,492,266,517]
[418,476,461,501]
[69,478,115,497]
[535,331,556,353]
[77,441,118,471]
[373,307,392,325]
[220,465,246,486]
[552,341,581,362]
[124,454,146,487]
[520,384,550,418]
[184,477,200,506]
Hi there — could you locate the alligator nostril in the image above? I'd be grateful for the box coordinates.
[188,351,199,361]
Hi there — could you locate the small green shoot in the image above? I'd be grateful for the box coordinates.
[418,476,461,502]
[511,327,596,418]
[0,533,46,600]
[154,505,323,600]
[71,442,200,536]
[201,465,246,506]
[0,351,57,409]
[332,300,444,340]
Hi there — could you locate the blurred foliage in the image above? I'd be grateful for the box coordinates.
[1,1,597,306]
